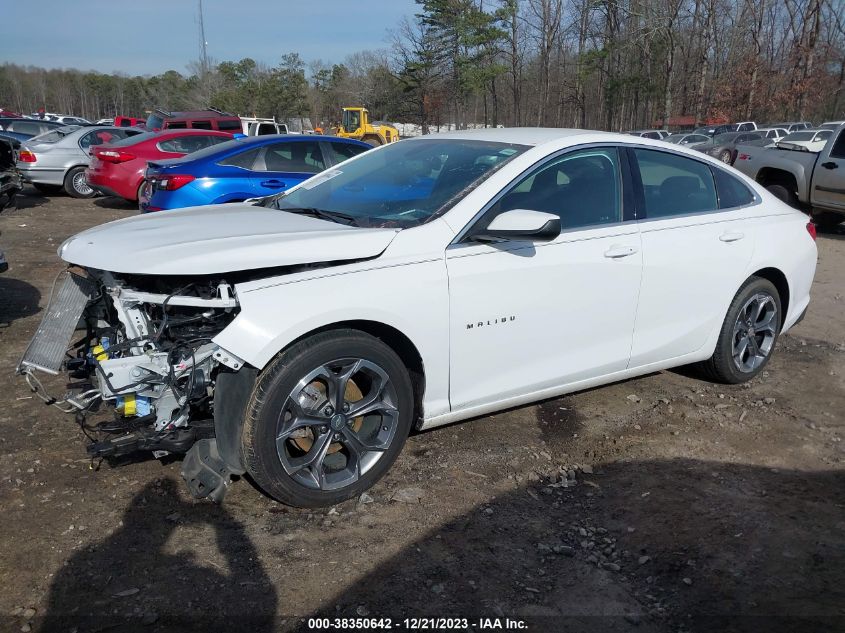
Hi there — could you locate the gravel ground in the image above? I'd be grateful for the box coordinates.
[0,189,842,633]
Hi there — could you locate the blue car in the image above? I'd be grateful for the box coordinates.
[139,135,371,211]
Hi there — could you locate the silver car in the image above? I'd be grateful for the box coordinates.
[17,125,142,198]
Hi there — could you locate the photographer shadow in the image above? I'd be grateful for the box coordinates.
[40,478,277,633]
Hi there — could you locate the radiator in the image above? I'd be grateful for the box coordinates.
[18,271,96,375]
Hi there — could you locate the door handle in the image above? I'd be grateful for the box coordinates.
[603,245,638,258]
[821,161,838,170]
[719,231,745,242]
[260,179,286,188]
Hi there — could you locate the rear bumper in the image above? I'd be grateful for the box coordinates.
[17,166,64,185]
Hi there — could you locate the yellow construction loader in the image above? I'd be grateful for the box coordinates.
[334,107,400,145]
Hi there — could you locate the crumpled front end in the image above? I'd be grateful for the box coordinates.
[18,267,248,500]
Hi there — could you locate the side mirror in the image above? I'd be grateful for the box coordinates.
[471,209,561,242]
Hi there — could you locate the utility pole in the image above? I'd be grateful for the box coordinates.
[198,0,209,77]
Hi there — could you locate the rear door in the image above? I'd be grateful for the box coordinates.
[628,147,757,368]
[811,127,845,211]
[250,139,326,195]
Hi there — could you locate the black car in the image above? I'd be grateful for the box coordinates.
[694,131,764,164]
[0,137,23,272]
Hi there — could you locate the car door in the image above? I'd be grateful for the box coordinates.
[627,147,756,368]
[446,146,643,410]
[811,127,845,211]
[250,139,326,195]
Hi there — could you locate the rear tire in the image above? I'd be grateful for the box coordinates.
[766,183,799,209]
[133,180,147,203]
[64,166,96,198]
[242,329,414,507]
[811,211,842,231]
[698,276,781,384]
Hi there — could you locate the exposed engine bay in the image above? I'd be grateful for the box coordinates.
[18,268,247,499]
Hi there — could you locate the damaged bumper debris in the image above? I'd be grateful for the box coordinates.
[18,267,251,502]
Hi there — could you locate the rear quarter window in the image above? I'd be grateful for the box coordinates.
[712,168,755,209]
[218,147,261,169]
[217,119,243,131]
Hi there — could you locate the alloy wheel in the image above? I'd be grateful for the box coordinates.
[275,358,399,491]
[72,171,93,196]
[731,293,778,373]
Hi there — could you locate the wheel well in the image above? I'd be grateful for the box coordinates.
[752,267,790,317]
[756,168,797,193]
[291,320,425,424]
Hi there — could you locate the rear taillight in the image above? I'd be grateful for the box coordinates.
[806,222,817,241]
[95,149,136,163]
[18,150,36,163]
[156,174,195,190]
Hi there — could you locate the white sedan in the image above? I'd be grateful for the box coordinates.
[19,129,817,507]
[778,129,833,152]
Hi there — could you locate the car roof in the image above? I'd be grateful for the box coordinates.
[157,110,238,118]
[404,127,601,146]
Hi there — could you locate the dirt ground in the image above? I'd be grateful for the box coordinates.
[0,188,842,633]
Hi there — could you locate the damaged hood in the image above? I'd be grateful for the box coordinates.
[59,203,400,275]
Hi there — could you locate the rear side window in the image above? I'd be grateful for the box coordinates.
[217,119,243,131]
[219,147,261,169]
[166,121,187,129]
[261,141,325,173]
[191,120,213,130]
[712,168,755,208]
[633,149,718,218]
[327,142,368,164]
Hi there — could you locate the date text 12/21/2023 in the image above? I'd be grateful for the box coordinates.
[306,617,529,630]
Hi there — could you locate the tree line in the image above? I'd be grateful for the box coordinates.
[1,0,844,132]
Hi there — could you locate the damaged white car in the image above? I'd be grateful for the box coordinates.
[18,129,817,507]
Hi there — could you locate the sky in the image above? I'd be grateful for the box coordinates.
[3,0,420,75]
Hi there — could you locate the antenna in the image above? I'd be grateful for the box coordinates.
[197,0,209,76]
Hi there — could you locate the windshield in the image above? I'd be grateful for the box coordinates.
[146,114,164,130]
[665,135,685,144]
[783,131,814,141]
[266,139,527,228]
[713,133,739,144]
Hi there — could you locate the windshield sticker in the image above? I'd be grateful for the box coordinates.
[499,148,518,156]
[300,169,342,189]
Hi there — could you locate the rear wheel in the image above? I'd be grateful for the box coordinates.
[811,211,842,231]
[766,183,799,209]
[64,166,96,198]
[698,277,781,384]
[242,330,414,507]
[718,149,733,164]
[133,180,147,202]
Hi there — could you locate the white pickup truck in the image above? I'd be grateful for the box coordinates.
[240,117,289,136]
[733,123,845,229]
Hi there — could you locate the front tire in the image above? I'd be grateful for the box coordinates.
[242,329,414,507]
[698,277,781,384]
[64,166,96,198]
[718,149,733,164]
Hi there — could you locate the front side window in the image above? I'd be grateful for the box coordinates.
[166,121,187,129]
[829,130,845,159]
[489,147,622,230]
[261,141,325,173]
[266,139,527,228]
[815,130,832,143]
[633,148,718,218]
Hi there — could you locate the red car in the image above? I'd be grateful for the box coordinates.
[85,129,232,201]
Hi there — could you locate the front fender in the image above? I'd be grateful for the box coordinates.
[212,258,452,419]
